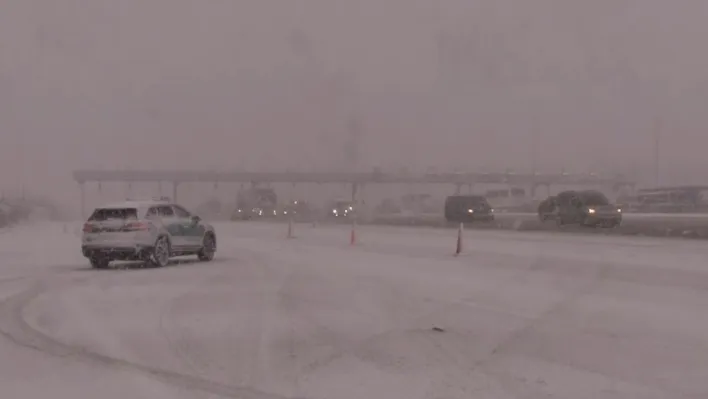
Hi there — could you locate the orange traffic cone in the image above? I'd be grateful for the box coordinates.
[454,222,463,256]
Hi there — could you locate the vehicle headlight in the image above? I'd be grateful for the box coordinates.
[490,209,494,213]
[587,208,596,214]
[349,206,353,210]
[467,209,474,213]
[332,209,337,214]
[617,208,622,213]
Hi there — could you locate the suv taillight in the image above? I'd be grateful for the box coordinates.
[82,223,95,233]
[123,221,150,231]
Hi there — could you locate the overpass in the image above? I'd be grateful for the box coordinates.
[73,169,635,217]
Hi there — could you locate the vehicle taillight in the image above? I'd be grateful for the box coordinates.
[82,223,95,233]
[123,221,150,231]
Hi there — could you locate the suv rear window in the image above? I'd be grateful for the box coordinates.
[89,208,138,221]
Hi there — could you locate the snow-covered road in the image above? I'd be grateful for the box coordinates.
[1,221,707,398]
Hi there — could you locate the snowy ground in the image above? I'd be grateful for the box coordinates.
[1,221,707,398]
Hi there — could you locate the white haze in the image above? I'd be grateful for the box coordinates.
[2,0,708,208]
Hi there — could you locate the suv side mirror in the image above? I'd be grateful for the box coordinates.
[191,215,201,223]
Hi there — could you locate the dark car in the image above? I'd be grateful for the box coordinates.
[444,195,494,223]
[232,205,278,220]
[328,200,356,219]
[556,190,622,228]
[231,187,278,220]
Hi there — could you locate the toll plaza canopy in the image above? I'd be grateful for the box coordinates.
[73,169,635,186]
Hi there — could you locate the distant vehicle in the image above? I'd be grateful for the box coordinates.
[634,186,708,213]
[328,200,356,219]
[444,195,494,223]
[81,198,217,269]
[232,187,278,220]
[0,199,31,224]
[537,196,558,221]
[555,190,622,228]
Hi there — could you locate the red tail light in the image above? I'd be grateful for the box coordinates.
[83,223,95,233]
[123,221,150,231]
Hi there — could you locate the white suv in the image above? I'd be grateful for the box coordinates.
[81,198,217,269]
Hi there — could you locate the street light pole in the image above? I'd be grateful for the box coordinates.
[653,117,661,187]
[531,124,539,173]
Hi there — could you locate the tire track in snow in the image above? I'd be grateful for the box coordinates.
[0,280,303,399]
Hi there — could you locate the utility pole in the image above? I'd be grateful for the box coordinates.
[653,117,661,187]
[531,124,539,173]
[344,115,362,172]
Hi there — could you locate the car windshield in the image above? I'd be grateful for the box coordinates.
[89,208,138,221]
[467,197,488,206]
[579,192,609,206]
[449,196,488,208]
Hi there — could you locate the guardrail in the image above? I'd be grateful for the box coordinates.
[363,212,708,239]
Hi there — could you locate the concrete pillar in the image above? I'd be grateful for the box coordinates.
[454,183,462,195]
[172,181,179,203]
[351,183,358,202]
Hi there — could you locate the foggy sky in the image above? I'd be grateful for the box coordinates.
[2,0,708,203]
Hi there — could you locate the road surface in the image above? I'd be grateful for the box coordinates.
[0,221,706,398]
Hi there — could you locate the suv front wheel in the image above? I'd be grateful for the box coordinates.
[148,236,171,267]
[90,258,110,269]
[197,233,216,262]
